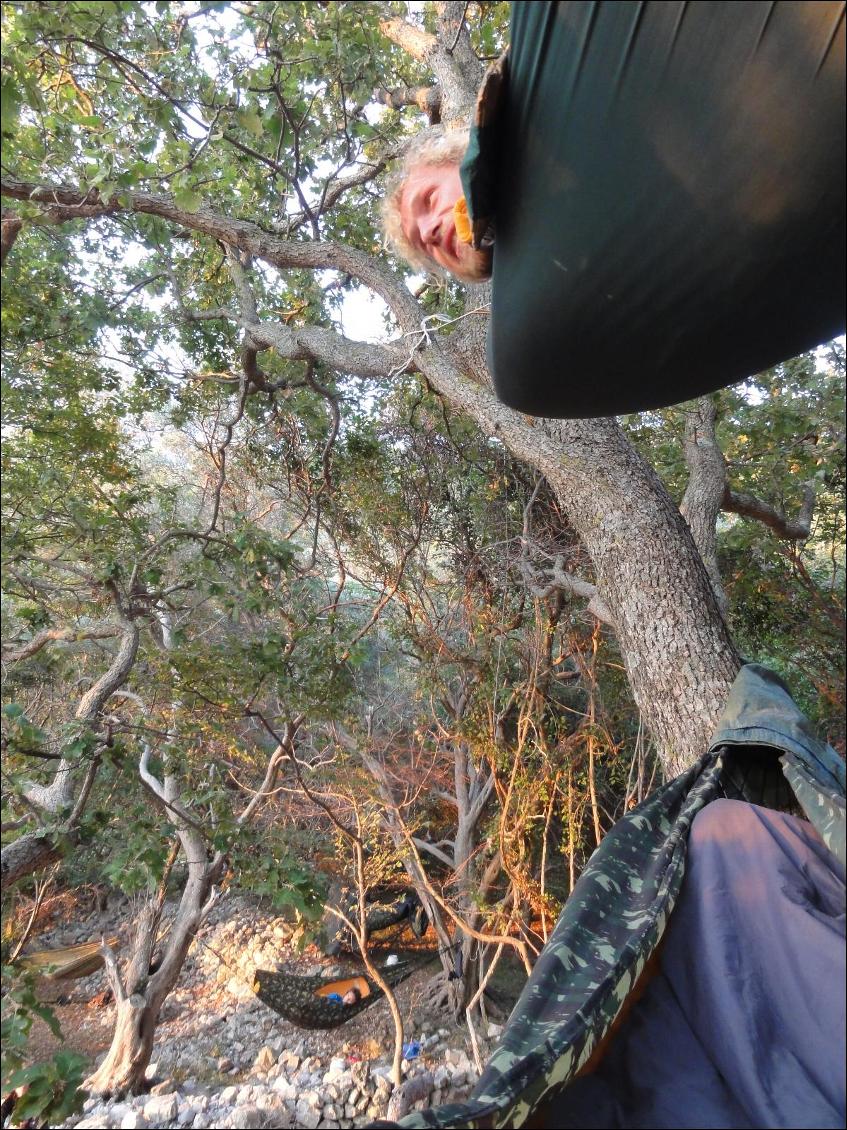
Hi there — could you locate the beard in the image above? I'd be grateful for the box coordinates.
[451,245,493,282]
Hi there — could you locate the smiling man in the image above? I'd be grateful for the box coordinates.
[382,127,492,283]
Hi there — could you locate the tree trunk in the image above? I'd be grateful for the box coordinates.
[85,899,209,1097]
[680,397,729,613]
[410,372,743,776]
[84,990,162,1098]
[0,834,61,893]
[2,620,140,892]
[86,819,214,1096]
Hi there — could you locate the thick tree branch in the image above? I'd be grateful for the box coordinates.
[516,553,613,625]
[375,85,442,124]
[2,624,121,664]
[379,18,438,62]
[722,482,816,541]
[1,211,23,266]
[0,836,62,894]
[73,620,141,732]
[0,178,423,328]
[0,182,477,395]
[1,620,140,892]
[411,835,455,868]
[245,320,410,382]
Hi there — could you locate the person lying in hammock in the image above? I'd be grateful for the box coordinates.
[383,126,488,285]
[325,986,362,1007]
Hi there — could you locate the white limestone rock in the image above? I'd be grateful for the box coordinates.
[119,1112,148,1130]
[252,1045,276,1073]
[142,1092,179,1125]
[294,1100,321,1129]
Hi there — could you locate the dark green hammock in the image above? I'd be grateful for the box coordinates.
[381,664,845,1128]
[253,955,429,1030]
[462,0,845,418]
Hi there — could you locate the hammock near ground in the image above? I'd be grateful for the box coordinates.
[252,955,432,1031]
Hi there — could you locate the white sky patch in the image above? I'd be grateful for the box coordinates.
[338,286,391,344]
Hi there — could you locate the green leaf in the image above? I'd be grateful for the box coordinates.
[236,109,263,138]
[173,188,202,212]
[0,74,20,136]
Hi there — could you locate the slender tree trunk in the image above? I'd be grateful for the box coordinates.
[85,991,162,1098]
[586,632,603,848]
[566,763,576,895]
[539,774,559,943]
[2,621,140,892]
[89,782,216,1084]
[680,397,729,613]
[85,854,214,1096]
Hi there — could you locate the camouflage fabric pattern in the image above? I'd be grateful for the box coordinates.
[393,664,845,1129]
[710,663,846,865]
[780,752,846,866]
[254,957,423,1031]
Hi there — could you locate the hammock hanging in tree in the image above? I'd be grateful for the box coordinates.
[252,956,430,1030]
[461,0,846,418]
[16,937,120,981]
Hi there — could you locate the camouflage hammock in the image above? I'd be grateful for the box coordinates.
[253,954,432,1030]
[381,664,845,1129]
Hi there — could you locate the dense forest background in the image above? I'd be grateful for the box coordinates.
[1,1,844,1123]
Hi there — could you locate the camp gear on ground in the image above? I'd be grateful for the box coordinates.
[460,1,846,417]
[373,663,845,1128]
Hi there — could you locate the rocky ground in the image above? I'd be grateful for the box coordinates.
[21,892,509,1129]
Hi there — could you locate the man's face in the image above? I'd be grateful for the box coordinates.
[399,163,491,282]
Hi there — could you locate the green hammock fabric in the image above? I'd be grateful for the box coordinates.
[388,664,845,1128]
[461,0,846,418]
[253,957,427,1030]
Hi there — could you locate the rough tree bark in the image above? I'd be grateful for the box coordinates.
[680,397,730,614]
[85,817,218,1096]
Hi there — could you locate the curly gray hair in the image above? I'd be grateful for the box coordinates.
[381,126,470,272]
